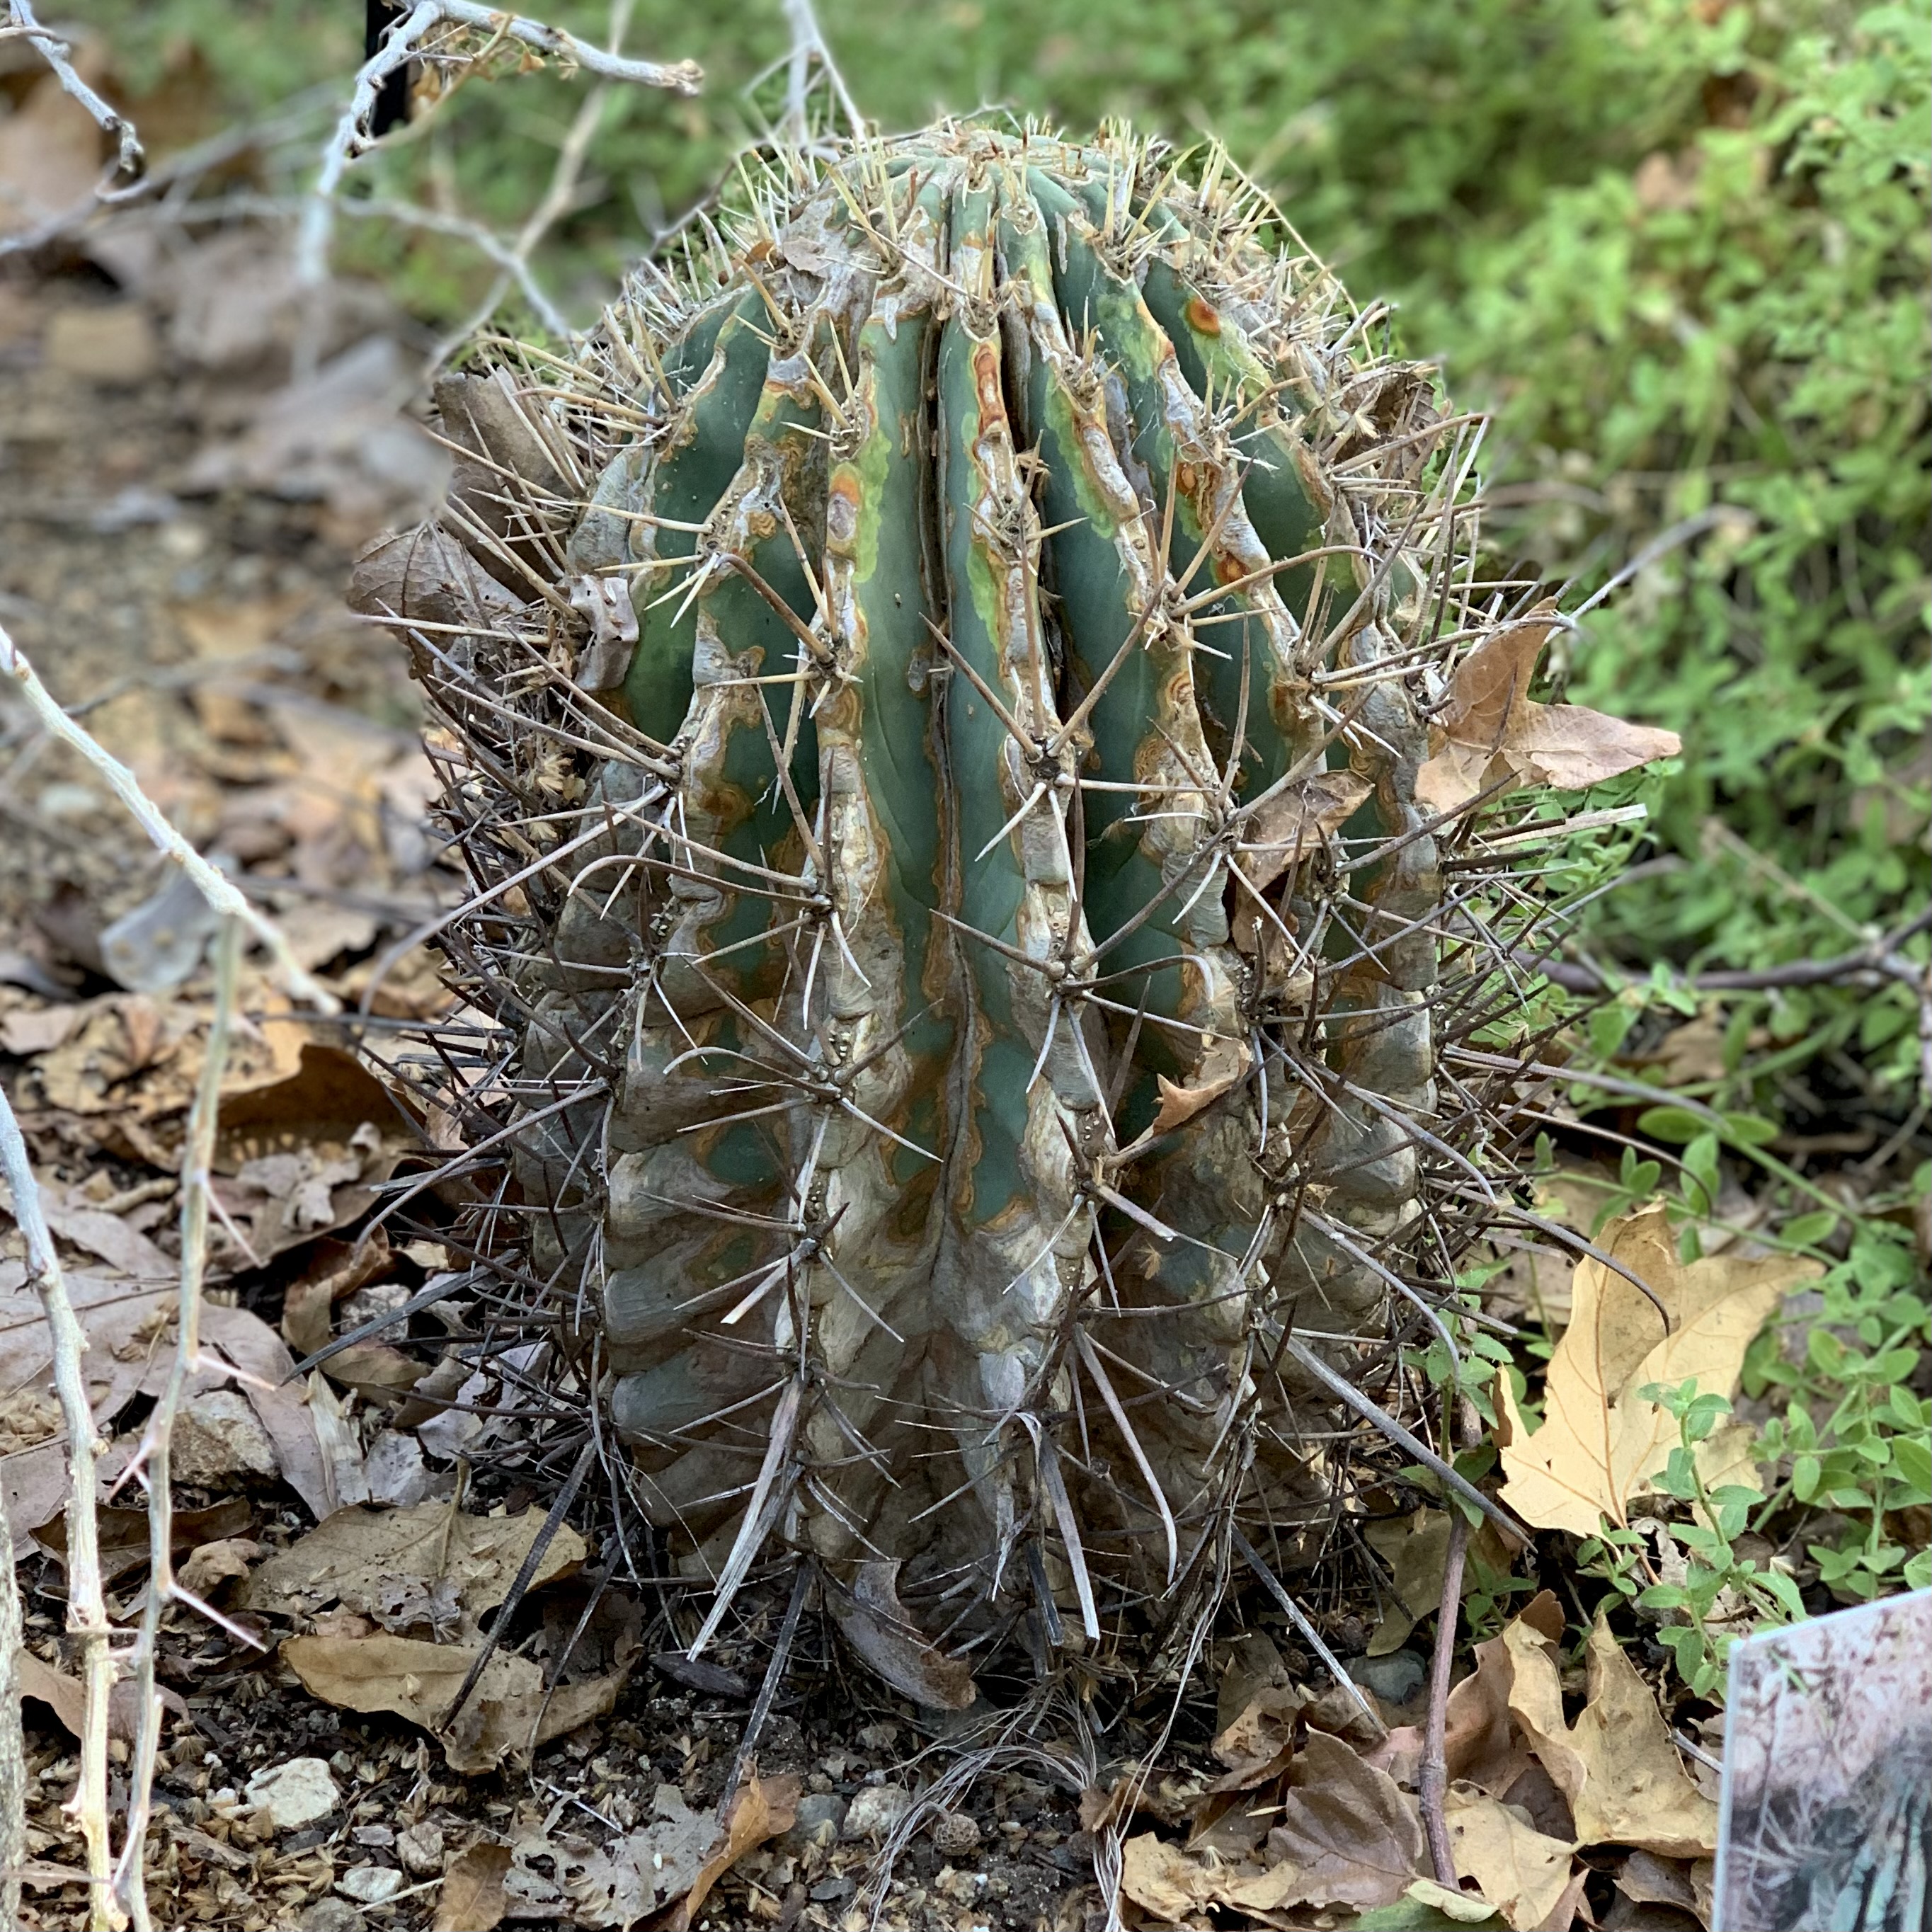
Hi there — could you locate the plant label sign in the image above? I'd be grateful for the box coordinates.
[1715,1587,1932,1932]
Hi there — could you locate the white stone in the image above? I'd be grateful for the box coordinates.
[173,1388,280,1484]
[336,1865,406,1905]
[396,1819,445,1877]
[244,1757,340,1833]
[842,1783,912,1841]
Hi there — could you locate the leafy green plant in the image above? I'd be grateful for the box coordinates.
[1580,1379,1805,1698]
[1745,1218,1932,1598]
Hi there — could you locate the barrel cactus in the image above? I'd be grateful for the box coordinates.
[355,120,1674,1703]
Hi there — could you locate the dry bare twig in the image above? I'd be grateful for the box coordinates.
[112,920,246,1931]
[0,0,144,189]
[0,1089,120,1929]
[0,621,338,1014]
[0,1446,23,1932]
[420,0,644,370]
[779,0,862,141]
[297,0,702,292]
[1419,1399,1482,1886]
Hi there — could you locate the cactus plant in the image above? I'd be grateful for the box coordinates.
[355,120,1675,1705]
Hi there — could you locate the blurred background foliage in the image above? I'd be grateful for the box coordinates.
[88,0,1930,1168]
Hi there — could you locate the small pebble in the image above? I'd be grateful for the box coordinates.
[297,1903,363,1932]
[336,1866,405,1906]
[244,1758,340,1834]
[396,1819,446,1877]
[842,1783,911,1841]
[1347,1648,1429,1707]
[782,1792,848,1851]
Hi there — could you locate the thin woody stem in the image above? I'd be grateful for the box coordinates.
[113,920,242,1928]
[0,1089,120,1928]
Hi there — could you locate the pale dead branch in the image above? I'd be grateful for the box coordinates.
[112,920,244,1931]
[0,0,144,190]
[0,1089,120,1929]
[297,0,702,293]
[0,1456,23,1932]
[779,0,862,140]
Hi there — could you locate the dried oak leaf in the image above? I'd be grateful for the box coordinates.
[433,1841,512,1932]
[825,1559,976,1710]
[1126,1732,1427,1918]
[1262,1731,1429,1908]
[281,1633,615,1774]
[248,1502,585,1630]
[1494,1204,1814,1536]
[1208,1681,1311,1792]
[1505,1607,1719,1858]
[1416,601,1680,815]
[1445,1784,1577,1932]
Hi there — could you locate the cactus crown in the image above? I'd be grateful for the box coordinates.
[358,120,1657,1708]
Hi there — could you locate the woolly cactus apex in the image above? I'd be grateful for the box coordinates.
[354,120,1676,1705]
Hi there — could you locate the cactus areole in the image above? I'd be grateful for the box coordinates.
[355,122,1669,1708]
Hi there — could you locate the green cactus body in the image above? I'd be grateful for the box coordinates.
[366,123,1534,1700]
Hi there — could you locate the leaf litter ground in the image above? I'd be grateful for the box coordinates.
[0,190,1924,1932]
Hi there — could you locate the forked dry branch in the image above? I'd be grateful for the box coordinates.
[296,0,703,297]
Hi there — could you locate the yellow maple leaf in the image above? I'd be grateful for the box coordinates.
[1494,1204,1814,1536]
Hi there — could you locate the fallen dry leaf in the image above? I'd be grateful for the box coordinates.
[1126,1727,1431,1918]
[33,1497,251,1587]
[16,1653,84,1738]
[281,1230,392,1358]
[1215,1630,1297,1737]
[248,1502,585,1630]
[1496,1204,1814,1536]
[1416,601,1681,814]
[1618,1846,1715,1923]
[198,1301,336,1521]
[1506,1608,1719,1858]
[0,1005,83,1056]
[0,64,103,236]
[0,1172,173,1280]
[1120,1834,1259,1921]
[1365,1507,1455,1657]
[433,1840,511,1932]
[1445,1784,1576,1931]
[1240,770,1375,888]
[1147,1034,1252,1138]
[552,1785,716,1928]
[824,1560,976,1710]
[16,1651,184,1744]
[1442,1593,1566,1800]
[281,1632,617,1774]
[0,1271,174,1541]
[1262,1730,1429,1909]
[1208,1681,1310,1792]
[1230,769,1373,963]
[666,1773,801,1932]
